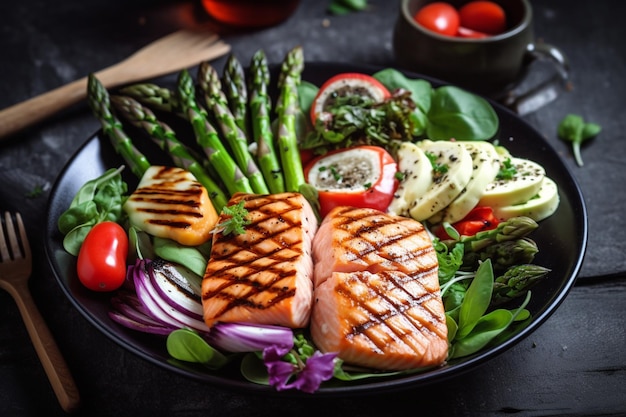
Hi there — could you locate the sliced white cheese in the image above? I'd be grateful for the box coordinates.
[387,142,433,216]
[429,140,501,224]
[408,140,473,221]
[492,176,560,222]
[124,166,218,246]
[478,157,545,207]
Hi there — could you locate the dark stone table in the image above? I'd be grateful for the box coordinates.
[1,0,624,415]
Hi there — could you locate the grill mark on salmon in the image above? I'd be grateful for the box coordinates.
[339,271,443,338]
[202,192,317,328]
[312,206,438,287]
[310,206,448,371]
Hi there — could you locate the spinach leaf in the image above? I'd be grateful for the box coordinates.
[450,291,532,359]
[446,314,458,342]
[451,309,513,358]
[456,259,494,339]
[333,365,403,382]
[57,166,128,256]
[153,237,211,277]
[166,329,228,369]
[297,80,319,116]
[427,86,499,141]
[240,353,270,385]
[374,68,432,114]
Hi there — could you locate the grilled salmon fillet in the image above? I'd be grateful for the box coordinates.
[310,206,448,370]
[124,166,218,246]
[312,206,438,288]
[202,192,318,329]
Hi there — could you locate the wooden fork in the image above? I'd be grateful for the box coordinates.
[0,212,81,413]
[0,29,231,140]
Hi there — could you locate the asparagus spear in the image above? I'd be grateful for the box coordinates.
[491,264,551,306]
[222,54,249,138]
[177,69,254,195]
[462,238,539,271]
[117,83,182,116]
[197,61,269,194]
[110,95,228,212]
[276,46,306,192]
[87,74,151,178]
[248,50,285,194]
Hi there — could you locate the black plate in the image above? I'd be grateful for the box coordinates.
[44,62,587,396]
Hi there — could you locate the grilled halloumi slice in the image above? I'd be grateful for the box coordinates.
[124,166,219,246]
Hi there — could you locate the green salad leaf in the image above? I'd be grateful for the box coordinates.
[153,237,211,277]
[166,329,228,369]
[427,86,499,141]
[57,165,128,256]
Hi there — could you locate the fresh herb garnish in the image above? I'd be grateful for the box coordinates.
[301,90,418,153]
[496,157,517,180]
[425,151,449,175]
[216,200,250,236]
[557,113,601,167]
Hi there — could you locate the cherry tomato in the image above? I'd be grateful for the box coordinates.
[457,26,489,39]
[77,221,129,292]
[414,2,460,37]
[310,73,391,124]
[304,145,399,218]
[459,1,506,35]
[434,206,500,240]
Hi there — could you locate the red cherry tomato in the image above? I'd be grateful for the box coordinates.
[414,2,460,37]
[77,221,129,292]
[457,26,489,39]
[304,145,399,218]
[459,1,507,35]
[434,206,500,240]
[310,73,391,124]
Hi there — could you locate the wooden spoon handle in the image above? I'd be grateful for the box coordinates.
[0,77,88,141]
[10,281,81,413]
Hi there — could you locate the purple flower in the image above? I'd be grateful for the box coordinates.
[263,346,338,393]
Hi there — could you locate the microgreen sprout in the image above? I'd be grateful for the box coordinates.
[215,200,250,236]
[557,113,601,167]
[496,157,517,180]
[425,151,449,176]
